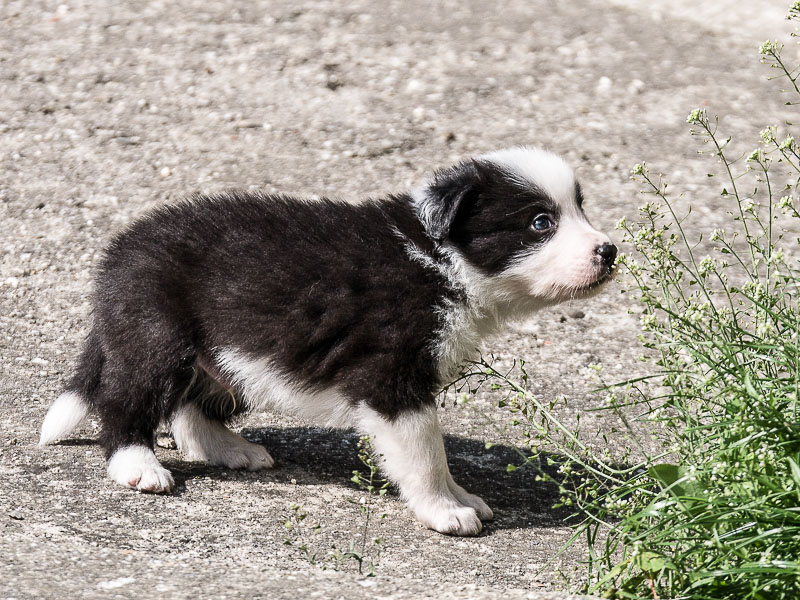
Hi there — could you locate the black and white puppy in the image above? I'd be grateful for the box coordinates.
[40,147,616,536]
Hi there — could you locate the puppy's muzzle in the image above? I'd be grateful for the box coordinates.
[583,242,617,290]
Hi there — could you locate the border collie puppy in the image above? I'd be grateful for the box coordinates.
[40,147,616,536]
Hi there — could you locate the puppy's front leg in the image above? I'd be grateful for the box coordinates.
[358,404,491,536]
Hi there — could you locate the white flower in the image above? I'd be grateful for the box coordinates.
[760,126,777,143]
[779,195,795,213]
[747,149,763,163]
[640,313,657,330]
[686,108,705,124]
[698,256,715,277]
[769,248,785,264]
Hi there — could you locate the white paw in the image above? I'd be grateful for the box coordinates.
[107,446,175,493]
[183,435,274,471]
[449,481,493,521]
[172,404,274,471]
[206,439,275,471]
[411,497,483,536]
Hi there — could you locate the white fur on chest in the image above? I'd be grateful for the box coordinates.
[214,348,354,428]
[415,246,519,386]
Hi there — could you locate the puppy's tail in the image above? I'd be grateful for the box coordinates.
[40,329,103,446]
[39,391,91,445]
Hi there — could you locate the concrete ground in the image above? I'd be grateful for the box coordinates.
[1,0,794,598]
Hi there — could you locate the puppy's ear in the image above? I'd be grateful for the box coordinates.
[415,160,483,243]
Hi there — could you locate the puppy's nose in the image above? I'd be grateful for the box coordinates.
[595,242,617,268]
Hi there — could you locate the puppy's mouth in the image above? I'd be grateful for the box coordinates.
[578,265,617,293]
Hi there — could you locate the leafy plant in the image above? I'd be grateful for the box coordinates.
[282,503,325,566]
[342,435,390,576]
[282,435,388,576]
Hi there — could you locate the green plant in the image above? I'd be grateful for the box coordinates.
[282,435,388,576]
[282,503,325,566]
[345,435,390,575]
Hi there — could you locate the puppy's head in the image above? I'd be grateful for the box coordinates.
[414,147,616,306]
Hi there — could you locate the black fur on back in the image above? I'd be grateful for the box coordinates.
[84,191,464,454]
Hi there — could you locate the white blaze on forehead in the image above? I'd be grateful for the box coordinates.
[480,147,579,215]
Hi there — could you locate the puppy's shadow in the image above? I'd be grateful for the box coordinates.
[217,426,574,530]
[52,427,573,530]
[52,438,97,447]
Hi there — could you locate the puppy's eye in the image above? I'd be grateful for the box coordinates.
[532,214,553,231]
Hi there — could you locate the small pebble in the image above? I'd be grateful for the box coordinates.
[627,79,645,95]
[596,76,612,94]
[156,432,176,449]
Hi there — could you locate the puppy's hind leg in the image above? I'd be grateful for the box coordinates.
[357,404,490,536]
[172,402,274,471]
[97,354,190,494]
